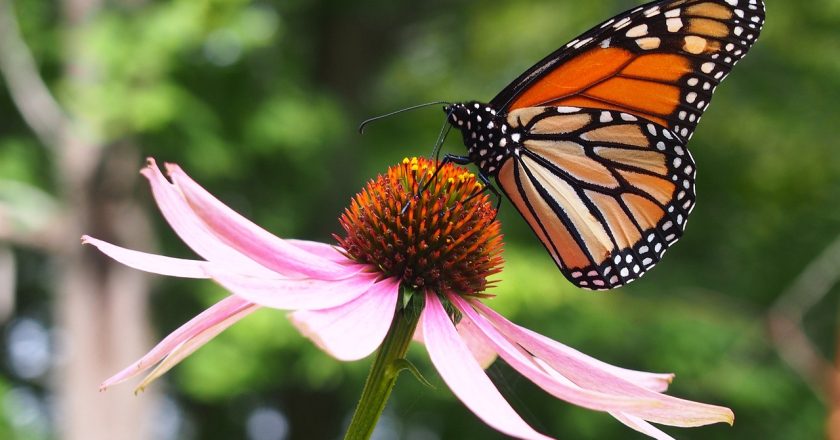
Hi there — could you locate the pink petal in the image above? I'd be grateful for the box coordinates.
[82,235,210,279]
[611,413,676,440]
[165,163,354,280]
[289,277,400,361]
[286,239,354,264]
[421,292,553,440]
[141,159,274,277]
[133,302,256,393]
[414,317,497,369]
[448,294,677,415]
[454,317,499,369]
[101,295,257,390]
[207,268,379,310]
[461,297,734,427]
[535,357,675,439]
[518,325,673,392]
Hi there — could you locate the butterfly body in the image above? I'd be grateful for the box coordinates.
[442,0,765,290]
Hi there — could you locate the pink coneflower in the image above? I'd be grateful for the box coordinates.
[84,157,733,439]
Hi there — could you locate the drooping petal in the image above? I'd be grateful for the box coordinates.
[289,277,400,361]
[141,159,274,277]
[421,292,553,440]
[165,163,354,280]
[208,268,379,310]
[448,294,682,415]
[414,316,497,369]
[457,295,734,427]
[535,356,676,439]
[133,301,257,393]
[82,235,210,279]
[521,322,672,392]
[611,413,676,440]
[100,295,257,390]
[454,317,499,369]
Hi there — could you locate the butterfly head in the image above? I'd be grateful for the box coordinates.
[444,102,489,128]
[443,102,466,128]
[443,102,510,177]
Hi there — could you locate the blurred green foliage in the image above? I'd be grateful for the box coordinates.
[2,0,838,439]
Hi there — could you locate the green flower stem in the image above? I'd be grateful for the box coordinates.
[344,296,421,440]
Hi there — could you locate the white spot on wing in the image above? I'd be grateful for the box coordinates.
[666,18,683,32]
[613,17,632,30]
[625,24,648,38]
[636,37,661,50]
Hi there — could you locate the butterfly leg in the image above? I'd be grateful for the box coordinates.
[462,171,503,219]
[424,153,472,193]
[436,154,502,217]
[439,153,472,166]
[431,111,455,164]
[479,172,502,215]
[400,154,474,215]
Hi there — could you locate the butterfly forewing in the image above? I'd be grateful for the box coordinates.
[491,0,766,141]
[496,107,695,289]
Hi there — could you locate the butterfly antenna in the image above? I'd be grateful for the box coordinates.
[358,101,451,133]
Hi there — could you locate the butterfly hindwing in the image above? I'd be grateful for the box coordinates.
[491,0,766,141]
[496,107,695,289]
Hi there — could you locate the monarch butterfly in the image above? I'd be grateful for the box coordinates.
[443,0,765,290]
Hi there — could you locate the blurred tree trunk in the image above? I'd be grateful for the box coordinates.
[0,0,158,439]
[54,1,158,439]
[54,145,157,440]
[767,235,840,438]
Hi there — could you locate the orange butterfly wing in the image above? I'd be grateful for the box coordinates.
[497,107,694,289]
[491,0,766,141]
